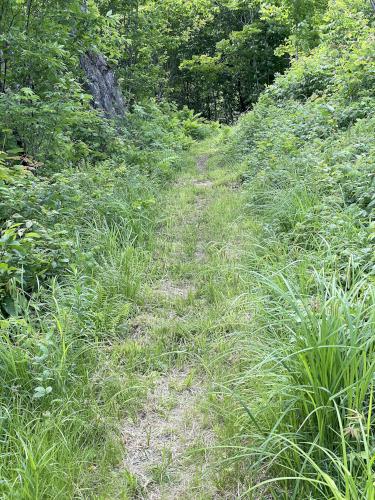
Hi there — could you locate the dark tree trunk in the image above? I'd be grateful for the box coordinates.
[79,0,125,119]
[237,78,246,113]
[25,0,32,32]
[80,51,125,118]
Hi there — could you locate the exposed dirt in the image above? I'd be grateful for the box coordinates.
[122,369,214,498]
[194,242,206,262]
[196,154,209,172]
[157,280,195,300]
[192,179,213,188]
[128,313,156,345]
[193,154,213,188]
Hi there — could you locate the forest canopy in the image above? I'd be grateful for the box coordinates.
[0,0,331,134]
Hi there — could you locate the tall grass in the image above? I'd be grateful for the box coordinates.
[0,215,149,497]
[245,273,375,498]
[212,266,374,499]
[0,103,196,495]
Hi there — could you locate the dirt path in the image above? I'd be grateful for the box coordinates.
[121,154,215,498]
[119,145,250,498]
[122,368,214,499]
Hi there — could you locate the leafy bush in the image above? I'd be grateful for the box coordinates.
[0,98,199,314]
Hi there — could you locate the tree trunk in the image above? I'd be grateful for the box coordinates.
[80,51,125,118]
[79,0,125,119]
[237,78,246,113]
[25,0,32,32]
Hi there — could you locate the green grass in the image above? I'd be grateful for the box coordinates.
[200,11,375,495]
[0,129,249,497]
[0,219,152,498]
[1,115,373,499]
[216,271,375,499]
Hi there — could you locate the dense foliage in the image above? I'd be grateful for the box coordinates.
[0,0,296,127]
[0,0,374,497]
[0,0,223,495]
[217,0,375,497]
[0,0,305,318]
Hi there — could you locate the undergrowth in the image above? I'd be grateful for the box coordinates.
[0,101,215,497]
[1,1,374,498]
[211,3,375,498]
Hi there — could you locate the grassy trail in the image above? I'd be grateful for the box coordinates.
[117,139,254,498]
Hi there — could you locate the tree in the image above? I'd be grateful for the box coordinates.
[260,0,329,58]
